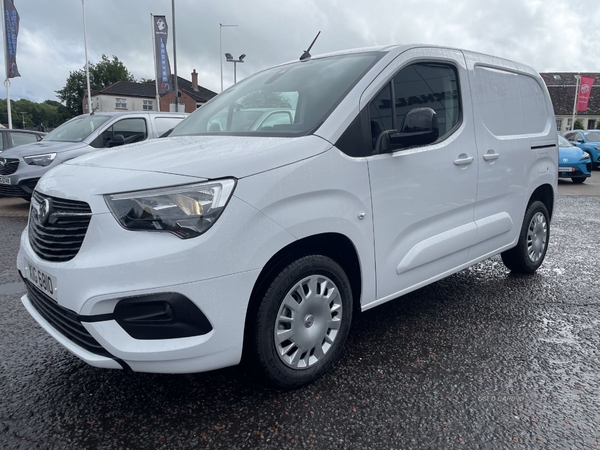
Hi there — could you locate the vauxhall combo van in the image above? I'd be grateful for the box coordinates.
[17,45,558,388]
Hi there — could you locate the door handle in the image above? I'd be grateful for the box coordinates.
[483,150,500,161]
[453,154,474,166]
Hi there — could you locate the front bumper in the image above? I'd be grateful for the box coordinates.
[0,176,39,198]
[558,161,591,178]
[0,157,50,198]
[21,268,261,373]
[17,191,295,373]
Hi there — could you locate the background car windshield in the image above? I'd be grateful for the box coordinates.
[44,116,110,142]
[558,135,574,147]
[585,131,600,141]
[170,53,381,138]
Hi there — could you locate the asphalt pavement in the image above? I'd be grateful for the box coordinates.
[1,177,599,449]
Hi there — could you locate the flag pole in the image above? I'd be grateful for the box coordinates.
[82,0,92,114]
[171,0,178,112]
[151,14,161,111]
[1,0,12,129]
[571,74,580,131]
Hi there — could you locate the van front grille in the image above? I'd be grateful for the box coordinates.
[0,157,19,175]
[29,191,92,262]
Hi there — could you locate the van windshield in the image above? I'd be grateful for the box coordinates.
[170,53,381,138]
[44,116,110,142]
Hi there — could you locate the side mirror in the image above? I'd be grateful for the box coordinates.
[107,134,125,147]
[576,138,584,143]
[376,107,439,154]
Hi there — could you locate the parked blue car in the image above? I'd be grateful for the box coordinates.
[563,129,600,169]
[558,135,591,183]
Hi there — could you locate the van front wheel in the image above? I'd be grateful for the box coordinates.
[501,201,549,274]
[253,255,353,389]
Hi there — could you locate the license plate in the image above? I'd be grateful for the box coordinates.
[0,176,10,185]
[558,167,574,173]
[26,260,57,301]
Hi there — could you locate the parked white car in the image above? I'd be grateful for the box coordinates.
[17,44,557,388]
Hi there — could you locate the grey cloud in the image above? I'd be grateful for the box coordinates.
[5,0,600,103]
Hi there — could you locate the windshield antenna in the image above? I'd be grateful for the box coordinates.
[300,31,321,61]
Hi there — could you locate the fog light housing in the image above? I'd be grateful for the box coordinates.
[112,293,213,340]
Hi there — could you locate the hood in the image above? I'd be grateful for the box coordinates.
[37,164,205,212]
[0,140,88,158]
[64,135,332,179]
[559,145,588,162]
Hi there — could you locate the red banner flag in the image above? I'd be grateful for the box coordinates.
[576,76,595,111]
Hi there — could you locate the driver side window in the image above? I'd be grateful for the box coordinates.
[369,62,461,152]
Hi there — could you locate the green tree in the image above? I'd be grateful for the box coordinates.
[574,119,584,130]
[56,55,135,118]
[92,55,135,89]
[0,97,68,129]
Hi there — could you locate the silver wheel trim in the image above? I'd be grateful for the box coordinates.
[274,274,343,370]
[527,211,547,263]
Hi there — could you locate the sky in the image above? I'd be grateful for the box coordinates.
[3,0,599,104]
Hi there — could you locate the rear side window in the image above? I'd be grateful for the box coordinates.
[474,66,548,136]
[369,62,461,151]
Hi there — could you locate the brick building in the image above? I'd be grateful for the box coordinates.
[540,72,600,132]
[83,69,217,114]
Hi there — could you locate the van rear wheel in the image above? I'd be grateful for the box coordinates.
[501,201,549,274]
[253,255,352,389]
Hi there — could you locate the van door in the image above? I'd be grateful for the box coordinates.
[364,48,478,305]
[464,53,551,261]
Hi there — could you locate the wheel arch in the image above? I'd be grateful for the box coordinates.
[242,233,362,355]
[528,183,554,220]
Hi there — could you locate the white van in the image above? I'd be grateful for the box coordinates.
[17,45,557,388]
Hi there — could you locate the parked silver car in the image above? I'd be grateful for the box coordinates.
[0,128,45,154]
[0,111,187,199]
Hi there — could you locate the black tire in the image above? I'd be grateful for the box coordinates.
[253,255,353,389]
[501,201,550,274]
[571,177,586,184]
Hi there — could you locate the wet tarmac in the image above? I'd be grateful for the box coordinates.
[1,195,599,449]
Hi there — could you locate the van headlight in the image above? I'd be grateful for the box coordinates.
[23,153,56,166]
[105,179,236,239]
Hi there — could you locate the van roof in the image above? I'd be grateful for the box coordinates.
[294,44,537,77]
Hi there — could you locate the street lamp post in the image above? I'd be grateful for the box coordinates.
[219,23,237,92]
[225,53,245,84]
